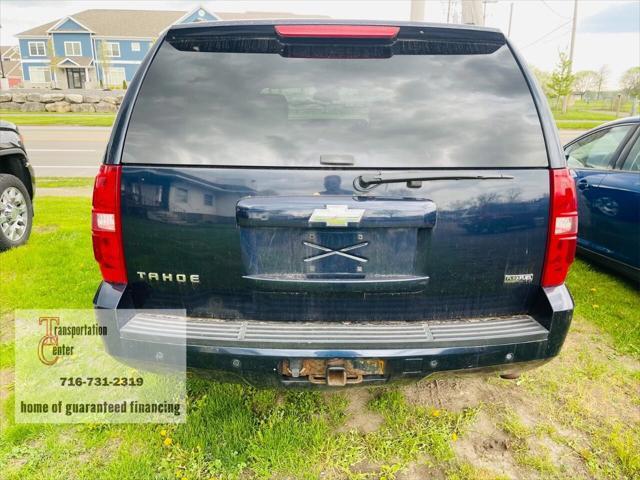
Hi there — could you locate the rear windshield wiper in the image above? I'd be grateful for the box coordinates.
[354,173,514,191]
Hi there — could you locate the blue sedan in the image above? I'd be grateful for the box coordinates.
[564,116,640,283]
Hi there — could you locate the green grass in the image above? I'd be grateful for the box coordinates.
[0,112,115,127]
[553,109,621,130]
[567,259,640,358]
[1,197,639,479]
[550,100,636,129]
[552,110,618,121]
[366,388,477,465]
[566,99,634,114]
[555,120,612,130]
[36,177,94,189]
[497,407,563,478]
[0,197,98,315]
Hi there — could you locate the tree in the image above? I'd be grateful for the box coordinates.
[620,66,640,99]
[547,51,575,112]
[530,66,553,98]
[97,40,111,89]
[594,65,609,100]
[46,39,56,88]
[573,70,598,100]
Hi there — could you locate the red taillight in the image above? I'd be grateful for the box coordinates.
[92,164,127,284]
[275,25,400,39]
[542,168,578,287]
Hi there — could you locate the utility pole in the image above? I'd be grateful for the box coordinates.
[447,0,452,23]
[507,2,514,37]
[410,0,425,21]
[461,0,484,25]
[562,0,578,113]
[482,0,498,26]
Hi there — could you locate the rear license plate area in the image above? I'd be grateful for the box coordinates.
[304,230,368,277]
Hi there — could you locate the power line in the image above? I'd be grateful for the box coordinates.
[539,0,570,20]
[521,19,572,49]
[536,24,573,48]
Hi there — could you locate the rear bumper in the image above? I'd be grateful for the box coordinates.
[94,284,573,387]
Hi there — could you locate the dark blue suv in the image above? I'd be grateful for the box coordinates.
[93,21,577,387]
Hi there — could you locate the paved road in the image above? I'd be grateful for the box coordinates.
[21,126,111,177]
[21,126,586,177]
[558,129,587,145]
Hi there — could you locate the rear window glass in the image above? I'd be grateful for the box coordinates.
[122,37,548,168]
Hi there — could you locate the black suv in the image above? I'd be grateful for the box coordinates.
[93,21,577,387]
[0,120,34,251]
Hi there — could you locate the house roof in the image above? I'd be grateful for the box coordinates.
[17,9,330,38]
[54,56,94,67]
[1,60,23,78]
[1,46,19,58]
[17,9,187,37]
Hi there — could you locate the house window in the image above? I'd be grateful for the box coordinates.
[175,188,188,203]
[131,42,140,52]
[28,41,46,56]
[30,66,52,84]
[203,194,213,206]
[103,67,126,87]
[64,41,82,56]
[104,42,120,57]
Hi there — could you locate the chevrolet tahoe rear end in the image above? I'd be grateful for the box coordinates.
[93,21,576,387]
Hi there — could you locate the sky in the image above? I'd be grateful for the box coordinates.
[1,0,638,89]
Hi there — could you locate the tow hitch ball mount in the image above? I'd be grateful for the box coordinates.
[281,358,385,386]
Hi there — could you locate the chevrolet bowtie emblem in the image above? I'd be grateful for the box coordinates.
[308,205,365,227]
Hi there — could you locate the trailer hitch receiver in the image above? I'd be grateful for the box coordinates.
[281,358,385,386]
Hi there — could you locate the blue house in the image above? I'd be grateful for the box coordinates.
[15,7,218,89]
